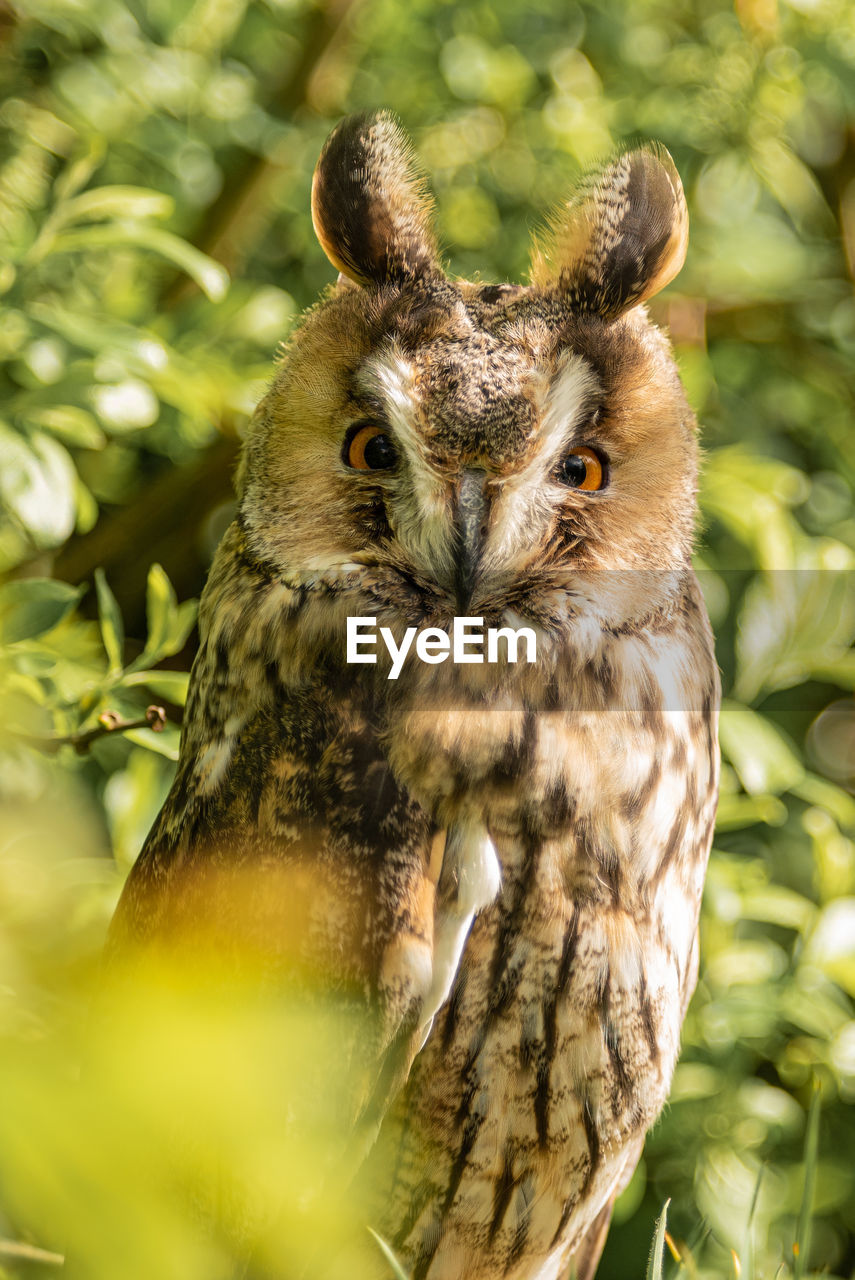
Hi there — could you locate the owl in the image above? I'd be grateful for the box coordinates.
[108,112,720,1280]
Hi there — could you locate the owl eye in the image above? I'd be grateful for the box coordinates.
[343,423,398,471]
[557,446,607,491]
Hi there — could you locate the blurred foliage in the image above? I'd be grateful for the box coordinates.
[1,0,855,1275]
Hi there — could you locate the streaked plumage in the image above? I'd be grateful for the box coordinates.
[110,111,720,1280]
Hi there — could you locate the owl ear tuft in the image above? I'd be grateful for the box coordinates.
[311,111,440,288]
[530,146,688,320]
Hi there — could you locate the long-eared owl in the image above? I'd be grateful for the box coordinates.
[109,111,720,1280]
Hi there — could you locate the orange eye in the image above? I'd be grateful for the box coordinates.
[557,446,606,491]
[344,424,398,471]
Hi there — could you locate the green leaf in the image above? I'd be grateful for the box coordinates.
[90,380,159,432]
[143,564,177,663]
[48,223,229,301]
[0,578,83,645]
[120,670,190,704]
[700,448,805,570]
[24,405,106,449]
[741,885,816,933]
[129,225,229,301]
[734,566,855,702]
[719,703,804,796]
[715,792,789,830]
[29,301,158,359]
[94,569,124,673]
[810,650,855,688]
[793,1082,821,1280]
[123,723,181,760]
[58,185,175,225]
[166,598,198,654]
[0,424,77,548]
[74,473,99,535]
[794,774,855,830]
[125,585,196,675]
[645,1199,670,1280]
[804,899,855,997]
[52,138,106,204]
[743,1164,764,1280]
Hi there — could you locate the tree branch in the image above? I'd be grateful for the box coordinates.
[14,705,167,756]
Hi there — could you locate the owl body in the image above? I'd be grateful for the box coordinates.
[110,114,720,1279]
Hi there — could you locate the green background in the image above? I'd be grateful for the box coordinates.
[1,0,854,1275]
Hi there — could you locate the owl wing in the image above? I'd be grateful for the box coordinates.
[107,680,497,1164]
[564,1135,645,1280]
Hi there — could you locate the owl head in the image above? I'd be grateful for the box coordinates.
[237,111,696,649]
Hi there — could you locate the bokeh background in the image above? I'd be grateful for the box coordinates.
[1,0,854,1275]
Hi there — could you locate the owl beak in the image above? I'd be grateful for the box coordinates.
[454,467,489,610]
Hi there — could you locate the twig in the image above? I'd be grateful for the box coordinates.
[0,1239,64,1265]
[13,705,167,755]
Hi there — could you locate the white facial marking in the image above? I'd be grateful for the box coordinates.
[362,346,456,576]
[486,352,600,568]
